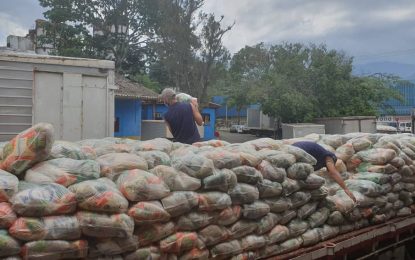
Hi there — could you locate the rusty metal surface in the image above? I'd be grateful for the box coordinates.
[266,215,415,260]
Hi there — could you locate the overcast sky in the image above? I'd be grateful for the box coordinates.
[1,0,415,65]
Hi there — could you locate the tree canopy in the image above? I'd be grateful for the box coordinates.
[37,0,404,121]
[39,0,158,71]
[221,43,404,123]
[38,0,233,104]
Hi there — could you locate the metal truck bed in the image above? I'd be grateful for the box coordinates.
[268,215,415,260]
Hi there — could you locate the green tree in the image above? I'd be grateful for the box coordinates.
[348,75,405,116]
[252,43,403,123]
[38,0,157,72]
[150,0,233,103]
[198,14,233,103]
[37,21,95,58]
[230,43,271,80]
[130,73,162,93]
[225,81,251,125]
[150,0,204,96]
[222,43,271,124]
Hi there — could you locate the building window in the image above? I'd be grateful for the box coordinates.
[202,114,211,126]
[114,117,120,132]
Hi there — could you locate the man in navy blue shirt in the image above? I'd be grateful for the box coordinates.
[292,141,357,202]
[160,88,203,144]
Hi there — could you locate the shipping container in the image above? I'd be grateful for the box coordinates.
[246,107,279,137]
[282,123,325,139]
[0,51,116,141]
[314,116,376,134]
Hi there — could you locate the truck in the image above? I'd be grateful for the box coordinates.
[377,115,413,133]
[246,107,325,139]
[0,51,116,142]
[246,107,280,138]
[389,121,412,133]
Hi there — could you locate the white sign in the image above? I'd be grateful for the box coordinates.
[377,116,394,122]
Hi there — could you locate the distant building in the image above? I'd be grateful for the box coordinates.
[377,80,415,132]
[4,18,129,57]
[2,19,55,54]
[6,35,34,52]
[114,75,156,139]
[115,75,220,140]
[384,80,415,116]
[212,96,248,118]
[212,96,258,126]
[7,18,129,60]
[30,19,56,54]
[93,23,128,60]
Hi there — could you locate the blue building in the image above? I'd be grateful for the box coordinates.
[140,101,219,140]
[212,96,260,127]
[212,96,248,118]
[114,76,220,140]
[383,80,415,116]
[376,80,415,132]
[213,79,415,127]
[114,75,157,139]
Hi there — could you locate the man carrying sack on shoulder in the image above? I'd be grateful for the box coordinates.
[160,88,203,145]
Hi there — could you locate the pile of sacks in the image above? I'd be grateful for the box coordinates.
[0,123,415,260]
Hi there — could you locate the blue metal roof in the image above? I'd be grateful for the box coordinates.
[212,96,259,118]
[382,80,415,115]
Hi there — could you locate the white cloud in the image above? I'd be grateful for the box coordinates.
[372,8,415,22]
[1,0,415,64]
[203,0,358,53]
[203,0,415,64]
[0,13,30,45]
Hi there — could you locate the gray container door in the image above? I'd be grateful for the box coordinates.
[0,63,33,141]
[33,71,63,138]
[343,120,359,134]
[33,72,111,141]
[247,108,260,128]
[261,113,277,129]
[82,75,109,139]
[360,119,376,133]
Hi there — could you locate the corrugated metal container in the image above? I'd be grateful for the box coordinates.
[141,120,204,141]
[247,107,277,130]
[314,116,376,134]
[0,51,116,141]
[282,123,325,139]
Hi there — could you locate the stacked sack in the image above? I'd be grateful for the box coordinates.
[1,124,415,260]
[0,123,87,260]
[307,134,415,226]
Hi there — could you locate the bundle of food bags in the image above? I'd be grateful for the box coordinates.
[0,123,415,259]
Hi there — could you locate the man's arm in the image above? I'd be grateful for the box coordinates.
[326,156,357,202]
[190,102,204,126]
